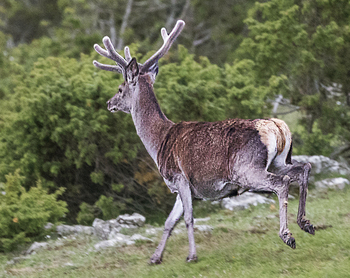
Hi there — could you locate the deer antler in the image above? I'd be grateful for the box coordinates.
[93,36,129,73]
[141,20,185,73]
[93,20,185,74]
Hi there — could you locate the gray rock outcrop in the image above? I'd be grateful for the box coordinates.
[25,242,49,255]
[315,177,350,190]
[93,213,146,240]
[221,192,275,211]
[56,224,94,236]
[293,155,350,176]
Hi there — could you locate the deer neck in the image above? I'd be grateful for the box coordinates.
[131,75,173,164]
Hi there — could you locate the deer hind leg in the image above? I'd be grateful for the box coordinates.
[242,170,295,248]
[276,175,296,248]
[274,160,314,235]
[150,194,183,264]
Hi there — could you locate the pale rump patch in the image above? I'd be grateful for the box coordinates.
[255,118,291,155]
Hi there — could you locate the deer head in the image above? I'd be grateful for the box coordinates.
[93,20,185,114]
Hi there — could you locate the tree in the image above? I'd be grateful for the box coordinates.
[238,0,350,155]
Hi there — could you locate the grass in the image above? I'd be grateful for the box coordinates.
[2,188,350,278]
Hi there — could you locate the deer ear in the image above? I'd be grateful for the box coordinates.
[125,57,139,83]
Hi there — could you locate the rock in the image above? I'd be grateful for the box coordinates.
[116,213,146,227]
[145,227,163,236]
[56,225,75,236]
[108,219,121,230]
[293,155,350,176]
[73,225,94,236]
[56,224,94,237]
[92,213,146,240]
[108,231,130,242]
[6,256,30,265]
[194,217,210,223]
[63,262,75,267]
[130,234,153,242]
[92,218,111,240]
[107,227,122,240]
[315,177,350,190]
[108,232,134,245]
[221,192,275,211]
[94,239,120,251]
[44,222,54,230]
[95,232,138,251]
[194,225,214,233]
[26,242,49,255]
[172,227,186,235]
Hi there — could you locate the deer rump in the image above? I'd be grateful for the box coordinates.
[157,118,292,200]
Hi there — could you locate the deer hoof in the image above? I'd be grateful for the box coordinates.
[186,255,198,263]
[303,223,315,235]
[149,255,162,265]
[281,232,296,249]
[299,219,315,235]
[286,237,296,249]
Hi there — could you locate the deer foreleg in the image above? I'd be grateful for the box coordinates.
[176,175,197,262]
[150,194,183,264]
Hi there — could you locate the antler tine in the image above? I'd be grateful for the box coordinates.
[124,46,132,63]
[141,20,185,72]
[93,36,128,72]
[92,60,123,73]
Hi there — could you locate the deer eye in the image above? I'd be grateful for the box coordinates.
[118,88,122,93]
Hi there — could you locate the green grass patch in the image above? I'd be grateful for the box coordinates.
[2,189,350,277]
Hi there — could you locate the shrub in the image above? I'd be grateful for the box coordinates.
[0,170,68,252]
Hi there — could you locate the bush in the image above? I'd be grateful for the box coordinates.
[0,170,67,252]
[76,194,125,225]
[76,202,96,226]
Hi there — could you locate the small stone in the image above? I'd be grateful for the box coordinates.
[94,239,120,251]
[194,225,213,233]
[63,262,75,267]
[26,242,49,255]
[44,223,54,230]
[130,234,153,242]
[145,227,163,236]
[194,217,210,223]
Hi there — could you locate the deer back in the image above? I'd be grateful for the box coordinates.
[157,119,268,185]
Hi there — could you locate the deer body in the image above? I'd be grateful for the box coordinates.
[158,118,292,199]
[93,20,314,264]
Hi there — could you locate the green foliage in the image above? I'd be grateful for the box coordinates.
[0,170,67,252]
[1,0,350,228]
[293,121,334,156]
[239,0,350,155]
[77,194,125,225]
[0,52,142,221]
[95,195,121,220]
[76,202,95,226]
[156,46,272,122]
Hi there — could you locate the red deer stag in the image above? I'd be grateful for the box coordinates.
[93,20,314,264]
